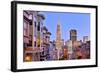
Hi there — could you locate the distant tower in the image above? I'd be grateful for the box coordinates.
[83,36,89,43]
[70,29,77,42]
[56,18,62,59]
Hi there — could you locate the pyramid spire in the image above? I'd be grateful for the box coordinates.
[58,17,61,25]
[56,17,62,59]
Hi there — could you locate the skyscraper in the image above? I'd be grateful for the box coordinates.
[70,29,77,42]
[83,36,89,43]
[56,19,62,59]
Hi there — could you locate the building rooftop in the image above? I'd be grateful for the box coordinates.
[37,14,45,20]
[42,26,48,31]
[46,31,51,35]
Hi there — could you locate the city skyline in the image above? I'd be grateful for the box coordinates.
[41,12,90,41]
[23,11,90,62]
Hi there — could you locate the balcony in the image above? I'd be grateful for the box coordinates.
[25,47,43,53]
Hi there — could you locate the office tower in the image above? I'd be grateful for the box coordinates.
[83,36,89,43]
[56,19,62,59]
[70,29,77,42]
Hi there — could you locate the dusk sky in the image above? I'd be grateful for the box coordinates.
[41,12,90,42]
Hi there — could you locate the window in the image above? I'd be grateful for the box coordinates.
[34,41,36,47]
[37,22,40,31]
[34,21,36,27]
[24,21,29,36]
[37,25,40,31]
